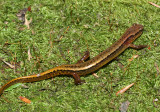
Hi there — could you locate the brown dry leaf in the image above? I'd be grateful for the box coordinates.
[83,24,89,28]
[16,6,32,22]
[32,30,35,35]
[16,8,28,22]
[24,15,32,29]
[154,62,160,76]
[116,83,134,96]
[128,55,139,62]
[118,62,124,70]
[19,27,25,31]
[92,73,99,78]
[119,100,130,112]
[28,47,32,61]
[19,96,31,104]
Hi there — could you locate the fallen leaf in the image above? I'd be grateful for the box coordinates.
[4,21,8,24]
[148,46,151,50]
[32,30,35,35]
[16,8,28,22]
[27,6,32,12]
[16,6,32,22]
[92,73,99,78]
[28,47,32,61]
[24,14,32,29]
[83,24,89,28]
[119,100,130,112]
[128,55,139,62]
[116,83,134,96]
[154,62,159,76]
[118,62,124,70]
[19,96,31,104]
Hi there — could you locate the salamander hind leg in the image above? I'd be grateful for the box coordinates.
[72,73,85,85]
[76,51,90,63]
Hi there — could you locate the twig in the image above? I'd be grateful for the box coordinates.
[28,47,32,61]
[149,2,160,8]
[92,73,99,78]
[154,62,159,76]
[116,83,135,96]
[1,58,15,69]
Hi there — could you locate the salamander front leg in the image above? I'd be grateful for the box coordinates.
[129,44,148,50]
[77,51,90,63]
[72,73,85,85]
[72,51,89,85]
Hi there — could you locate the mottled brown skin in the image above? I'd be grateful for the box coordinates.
[0,24,147,96]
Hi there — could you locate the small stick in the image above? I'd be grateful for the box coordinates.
[1,59,15,69]
[154,62,160,76]
[116,83,135,96]
[148,2,160,8]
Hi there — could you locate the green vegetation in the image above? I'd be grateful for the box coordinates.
[0,0,160,111]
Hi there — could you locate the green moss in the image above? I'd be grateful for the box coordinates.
[0,0,160,111]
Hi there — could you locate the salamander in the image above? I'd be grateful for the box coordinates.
[0,23,147,96]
